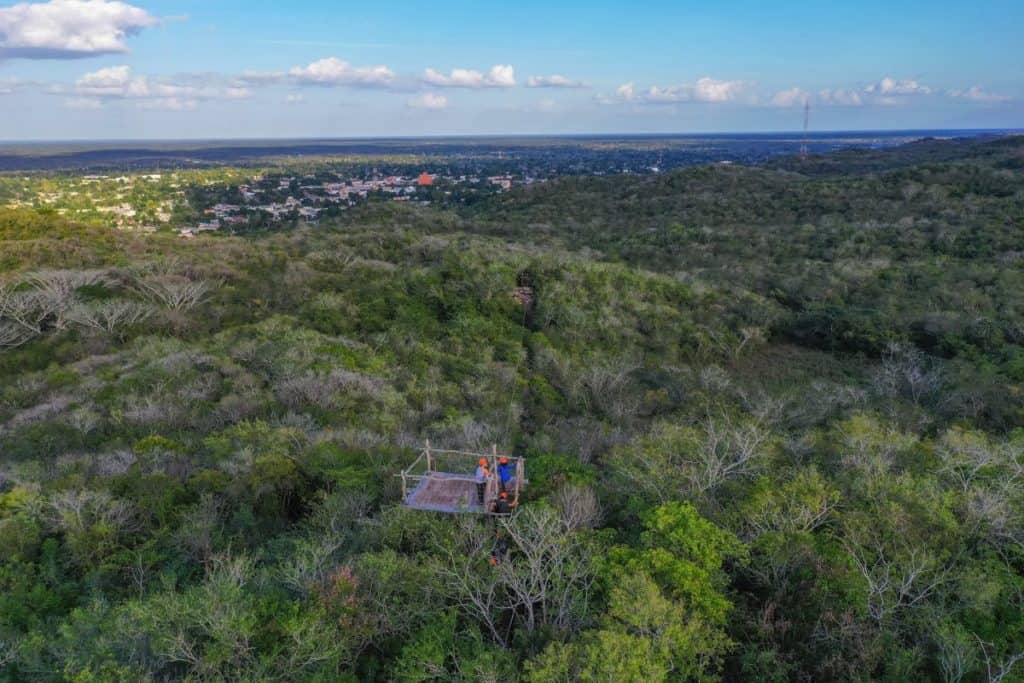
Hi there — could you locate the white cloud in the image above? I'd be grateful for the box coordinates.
[608,76,746,104]
[74,64,148,96]
[76,64,129,87]
[64,65,251,108]
[487,64,516,87]
[0,0,156,59]
[693,77,745,102]
[816,78,1001,107]
[865,76,932,96]
[408,92,448,110]
[288,57,396,88]
[284,93,304,104]
[608,75,1010,111]
[948,85,1011,103]
[818,88,863,106]
[642,85,690,102]
[770,87,808,107]
[526,74,584,88]
[422,64,515,89]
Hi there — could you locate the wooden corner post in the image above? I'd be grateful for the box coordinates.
[514,456,523,505]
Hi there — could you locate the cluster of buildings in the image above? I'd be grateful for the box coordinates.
[4,172,182,231]
[178,170,520,237]
[4,165,532,239]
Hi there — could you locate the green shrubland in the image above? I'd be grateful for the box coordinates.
[1,136,1023,681]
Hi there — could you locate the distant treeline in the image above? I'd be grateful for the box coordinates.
[0,130,988,172]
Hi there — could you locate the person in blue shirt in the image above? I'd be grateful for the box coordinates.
[497,456,513,493]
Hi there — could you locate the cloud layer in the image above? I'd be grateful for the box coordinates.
[0,0,155,59]
[422,64,515,89]
[611,77,748,104]
[767,76,1011,108]
[526,74,584,89]
[288,58,396,88]
[866,77,932,96]
[948,86,1010,103]
[63,65,252,110]
[39,57,1017,117]
[770,87,809,108]
[817,88,864,107]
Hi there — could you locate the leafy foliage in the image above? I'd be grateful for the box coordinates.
[1,135,1023,681]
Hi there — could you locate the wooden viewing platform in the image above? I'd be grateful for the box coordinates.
[399,442,525,514]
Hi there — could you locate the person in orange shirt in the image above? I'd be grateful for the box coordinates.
[474,458,490,505]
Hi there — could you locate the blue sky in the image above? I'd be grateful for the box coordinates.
[0,0,1021,139]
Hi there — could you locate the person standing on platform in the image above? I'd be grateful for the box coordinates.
[497,456,513,493]
[475,458,490,505]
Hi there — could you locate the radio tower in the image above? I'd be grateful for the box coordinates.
[799,100,810,160]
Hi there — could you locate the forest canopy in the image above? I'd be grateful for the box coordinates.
[1,135,1023,681]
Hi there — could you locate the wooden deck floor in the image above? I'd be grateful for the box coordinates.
[405,472,485,513]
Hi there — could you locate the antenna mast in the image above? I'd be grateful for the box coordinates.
[800,100,810,160]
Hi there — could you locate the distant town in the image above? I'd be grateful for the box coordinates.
[0,165,531,236]
[178,170,523,237]
[0,131,962,236]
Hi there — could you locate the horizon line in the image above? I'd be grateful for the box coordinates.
[0,127,1020,148]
